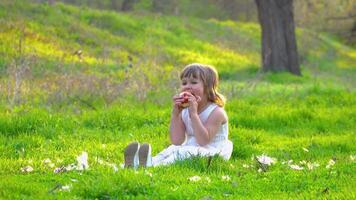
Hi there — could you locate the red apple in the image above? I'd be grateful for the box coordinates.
[179,92,190,108]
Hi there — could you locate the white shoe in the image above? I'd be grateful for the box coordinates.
[138,143,152,167]
[124,142,140,169]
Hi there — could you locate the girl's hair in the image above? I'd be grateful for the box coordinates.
[180,63,225,107]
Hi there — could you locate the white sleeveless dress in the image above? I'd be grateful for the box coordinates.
[152,103,233,166]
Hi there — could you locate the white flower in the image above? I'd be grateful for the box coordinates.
[205,177,211,183]
[221,175,231,181]
[145,171,153,177]
[111,164,118,172]
[350,155,355,161]
[76,152,89,170]
[21,166,34,173]
[60,184,72,192]
[299,160,307,165]
[43,158,52,164]
[257,154,276,166]
[290,164,304,170]
[54,167,64,173]
[53,163,77,173]
[257,168,263,173]
[242,164,250,168]
[97,158,104,165]
[307,162,320,170]
[302,148,309,152]
[326,159,335,169]
[188,176,201,182]
[66,163,77,171]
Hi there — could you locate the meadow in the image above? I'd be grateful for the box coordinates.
[0,1,355,199]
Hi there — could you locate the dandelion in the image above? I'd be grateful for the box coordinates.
[76,152,89,170]
[188,176,201,182]
[221,175,231,181]
[20,166,34,173]
[290,164,304,170]
[302,148,309,152]
[326,159,335,169]
[256,154,277,166]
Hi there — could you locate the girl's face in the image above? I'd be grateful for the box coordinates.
[180,76,206,101]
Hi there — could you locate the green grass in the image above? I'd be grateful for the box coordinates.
[0,0,356,199]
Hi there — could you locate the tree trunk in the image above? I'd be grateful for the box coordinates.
[255,0,301,75]
[111,0,121,11]
[48,0,55,5]
[121,0,136,12]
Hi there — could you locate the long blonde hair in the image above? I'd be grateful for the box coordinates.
[180,63,225,107]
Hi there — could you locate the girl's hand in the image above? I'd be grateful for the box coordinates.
[186,93,201,116]
[171,94,184,116]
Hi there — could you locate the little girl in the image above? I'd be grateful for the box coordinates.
[124,63,233,168]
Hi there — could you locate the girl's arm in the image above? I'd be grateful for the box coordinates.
[169,111,186,145]
[190,107,227,146]
[169,96,186,145]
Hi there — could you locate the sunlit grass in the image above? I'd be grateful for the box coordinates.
[0,0,355,199]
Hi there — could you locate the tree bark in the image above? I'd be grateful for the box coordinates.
[255,0,301,75]
[121,0,137,12]
[48,0,55,5]
[111,0,121,11]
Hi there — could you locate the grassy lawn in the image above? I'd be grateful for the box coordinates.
[0,1,355,199]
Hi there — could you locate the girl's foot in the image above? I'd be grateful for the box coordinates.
[124,142,140,168]
[138,143,152,167]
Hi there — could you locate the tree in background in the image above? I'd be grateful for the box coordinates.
[121,0,137,11]
[255,0,300,75]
